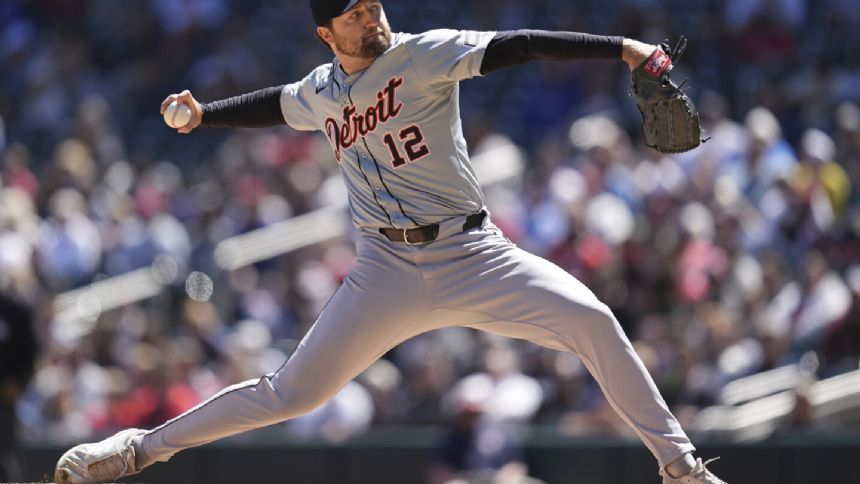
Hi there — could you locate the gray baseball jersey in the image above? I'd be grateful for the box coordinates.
[131,29,698,477]
[279,29,496,228]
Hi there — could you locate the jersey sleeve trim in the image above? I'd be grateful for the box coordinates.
[464,30,496,78]
[402,29,497,91]
[279,66,330,132]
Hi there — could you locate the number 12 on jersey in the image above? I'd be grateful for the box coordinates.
[383,125,430,168]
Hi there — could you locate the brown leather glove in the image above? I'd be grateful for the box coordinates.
[630,37,706,153]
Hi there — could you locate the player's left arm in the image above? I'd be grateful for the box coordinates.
[160,87,287,134]
[479,30,657,74]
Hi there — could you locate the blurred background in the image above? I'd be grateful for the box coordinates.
[1,0,859,483]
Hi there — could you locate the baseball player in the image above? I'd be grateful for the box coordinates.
[55,1,727,483]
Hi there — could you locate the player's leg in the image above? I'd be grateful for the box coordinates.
[55,235,440,483]
[426,226,698,471]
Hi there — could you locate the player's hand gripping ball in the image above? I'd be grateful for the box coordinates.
[164,100,192,129]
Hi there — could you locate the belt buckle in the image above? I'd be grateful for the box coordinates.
[401,228,415,245]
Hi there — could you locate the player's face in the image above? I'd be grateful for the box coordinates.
[328,0,391,59]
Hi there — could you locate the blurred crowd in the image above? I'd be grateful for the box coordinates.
[1,2,860,473]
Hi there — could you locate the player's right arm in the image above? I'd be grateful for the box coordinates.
[161,70,322,134]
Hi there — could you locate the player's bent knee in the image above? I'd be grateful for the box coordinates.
[595,303,625,332]
[573,302,625,339]
[593,302,618,324]
[275,395,324,420]
[268,378,331,420]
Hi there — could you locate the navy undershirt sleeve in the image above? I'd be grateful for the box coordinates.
[201,86,286,128]
[480,30,624,74]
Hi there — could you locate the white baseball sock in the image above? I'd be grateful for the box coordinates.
[665,452,696,478]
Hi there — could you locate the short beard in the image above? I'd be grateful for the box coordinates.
[335,29,391,59]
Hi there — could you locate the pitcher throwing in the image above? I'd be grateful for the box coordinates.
[55,1,725,483]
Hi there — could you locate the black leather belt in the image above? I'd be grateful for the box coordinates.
[379,211,486,244]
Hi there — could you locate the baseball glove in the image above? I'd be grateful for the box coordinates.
[630,37,706,153]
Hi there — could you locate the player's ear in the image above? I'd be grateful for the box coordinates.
[316,25,334,45]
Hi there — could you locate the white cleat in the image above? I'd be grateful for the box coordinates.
[661,457,728,484]
[54,428,147,484]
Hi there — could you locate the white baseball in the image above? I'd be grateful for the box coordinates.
[164,100,192,128]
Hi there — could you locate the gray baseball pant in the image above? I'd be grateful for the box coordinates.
[139,213,695,468]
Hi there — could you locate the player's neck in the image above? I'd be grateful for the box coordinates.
[336,54,376,76]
